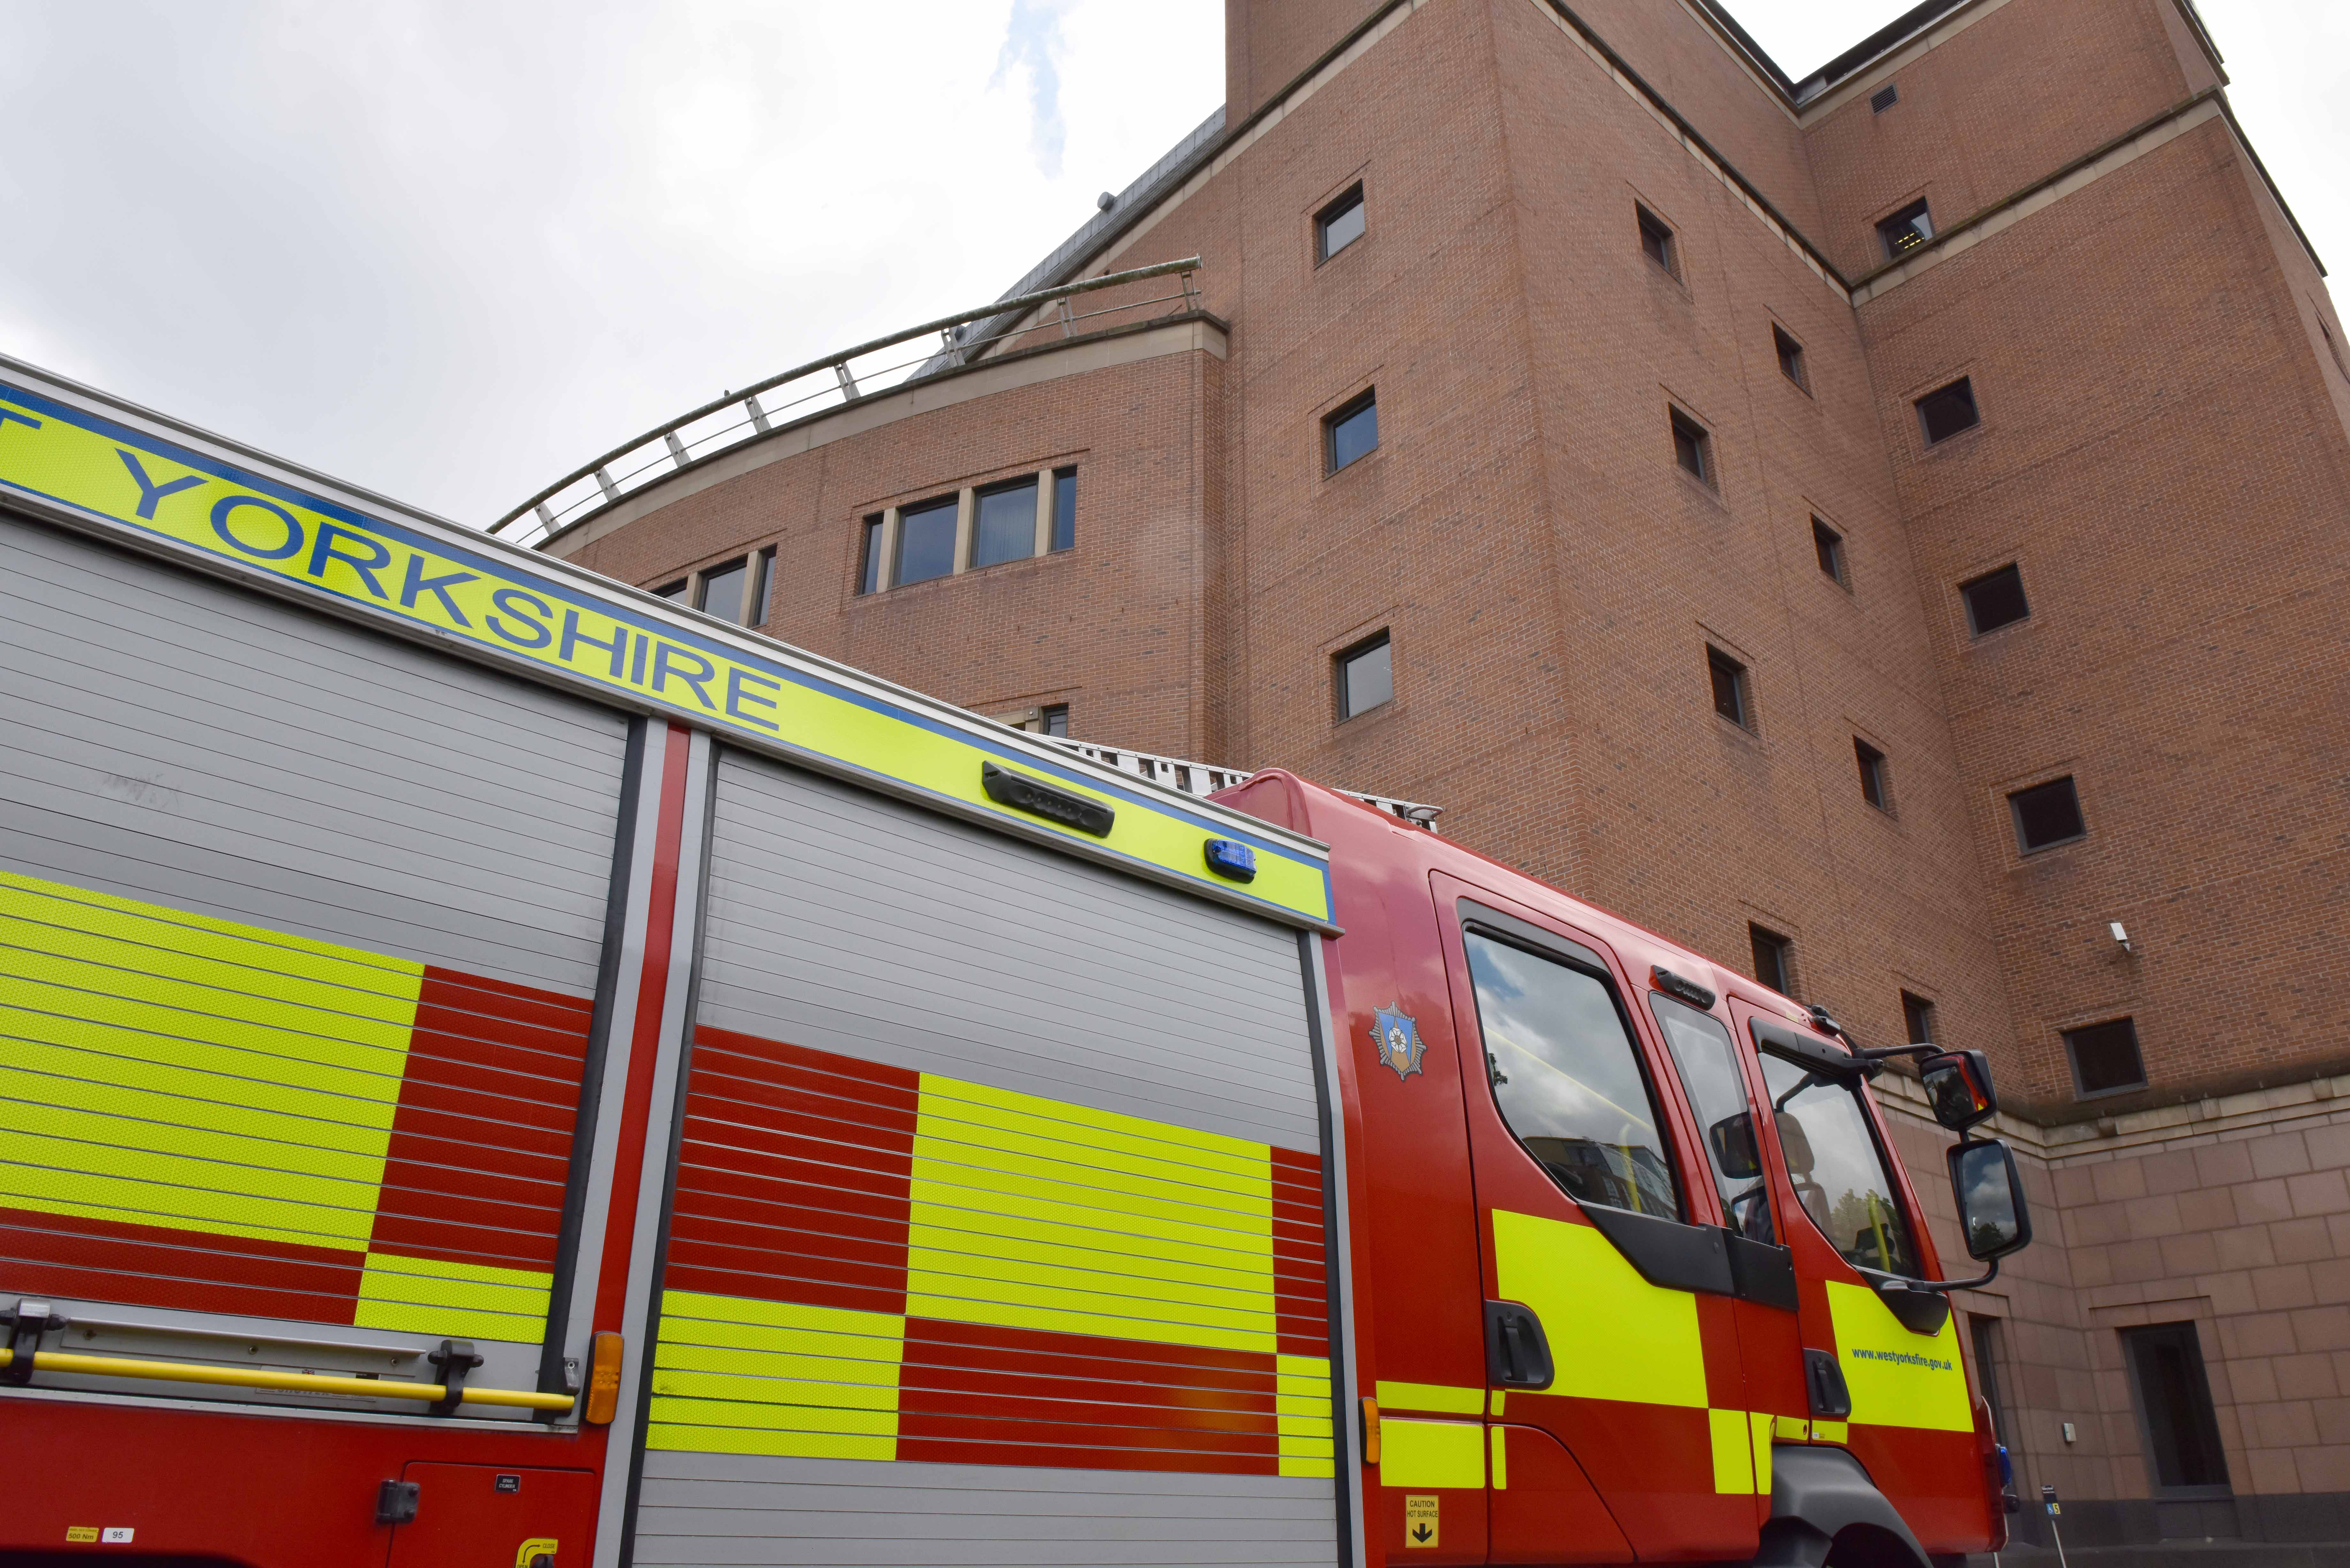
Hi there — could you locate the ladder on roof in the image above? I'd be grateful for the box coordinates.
[1037,736,1443,833]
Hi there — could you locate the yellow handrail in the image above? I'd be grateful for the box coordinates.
[0,1346,572,1412]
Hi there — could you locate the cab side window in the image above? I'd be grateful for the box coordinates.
[1650,994,1773,1243]
[1466,930,1680,1217]
[1757,1053,1918,1275]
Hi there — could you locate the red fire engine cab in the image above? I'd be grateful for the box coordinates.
[0,355,2025,1567]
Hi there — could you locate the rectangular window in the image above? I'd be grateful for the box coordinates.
[1651,993,1774,1241]
[1637,205,1678,277]
[2122,1323,2230,1493]
[1467,929,1681,1217]
[1811,518,1847,585]
[1773,325,1809,391]
[1338,631,1393,719]
[2066,1017,2146,1097]
[1326,390,1378,473]
[1901,991,1937,1046]
[1749,924,1793,996]
[1707,647,1750,729]
[1757,1051,1917,1274]
[1317,184,1366,262]
[1040,703,1070,738]
[696,556,747,624]
[858,515,883,595]
[746,547,774,627]
[1855,738,1891,811]
[894,495,959,586]
[1917,377,1980,443]
[1671,409,1712,486]
[1871,83,1900,113]
[972,478,1039,568]
[653,579,687,600]
[2009,776,2085,853]
[1960,562,2029,634]
[1051,466,1077,551]
[1878,199,1934,259]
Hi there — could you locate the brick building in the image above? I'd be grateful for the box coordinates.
[514,0,2350,1554]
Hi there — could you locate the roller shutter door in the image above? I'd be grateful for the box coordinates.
[0,513,626,1357]
[634,750,1339,1566]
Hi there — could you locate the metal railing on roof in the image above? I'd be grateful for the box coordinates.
[489,257,1204,549]
[1039,737,1444,833]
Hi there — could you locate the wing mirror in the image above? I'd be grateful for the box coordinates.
[1948,1138,2033,1262]
[1708,1113,1762,1180]
[1921,1049,1997,1133]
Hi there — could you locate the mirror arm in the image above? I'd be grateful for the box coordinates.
[1887,1257,2000,1295]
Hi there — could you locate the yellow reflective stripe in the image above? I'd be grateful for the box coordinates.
[1490,1425,1509,1490]
[354,1252,551,1342]
[0,871,419,1249]
[1380,1418,1485,1489]
[1775,1414,1811,1441]
[1710,1407,1754,1494]
[1825,1281,1971,1432]
[646,1291,906,1460]
[1278,1355,1335,1477]
[0,393,1333,926]
[1490,1209,1706,1408]
[1490,1389,1506,1418]
[905,1074,1276,1354]
[1375,1380,1485,1416]
[1750,1411,1775,1494]
[1811,1419,1849,1444]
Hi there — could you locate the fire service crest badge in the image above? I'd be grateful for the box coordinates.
[1371,1005,1426,1081]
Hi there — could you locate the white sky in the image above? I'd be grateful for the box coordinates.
[1,1,2340,526]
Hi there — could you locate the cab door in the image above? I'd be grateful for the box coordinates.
[1431,875,1756,1563]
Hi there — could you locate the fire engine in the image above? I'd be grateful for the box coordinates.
[0,353,2026,1566]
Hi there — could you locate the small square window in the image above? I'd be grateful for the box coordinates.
[1900,991,1936,1045]
[895,496,959,586]
[696,556,748,624]
[1671,409,1713,486]
[1871,83,1900,113]
[1749,924,1794,996]
[972,477,1040,568]
[1960,562,2029,634]
[1041,703,1070,738]
[1326,390,1379,473]
[653,579,688,600]
[1878,199,1934,259]
[1773,326,1809,391]
[857,515,884,595]
[1338,631,1393,720]
[1637,206,1679,277]
[2009,776,2086,853]
[1051,467,1078,551]
[1707,646,1750,729]
[1811,518,1847,585]
[1855,738,1891,811]
[1917,377,1981,444]
[2065,1017,2146,1097]
[1317,185,1366,263]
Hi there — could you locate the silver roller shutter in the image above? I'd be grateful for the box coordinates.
[0,512,626,1364]
[634,749,1340,1567]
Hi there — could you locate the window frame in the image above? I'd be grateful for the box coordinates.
[1855,737,1892,813]
[2008,775,2086,855]
[1916,377,1982,445]
[652,578,688,601]
[1811,517,1848,587]
[1636,204,1680,279]
[1315,183,1367,265]
[1336,629,1394,721]
[1707,645,1752,731]
[1755,1047,1922,1278]
[971,475,1042,570]
[857,514,884,596]
[1877,198,1935,260]
[892,494,961,587]
[1050,466,1078,552]
[2120,1321,2233,1499]
[2064,1016,2147,1099]
[1959,562,2030,636]
[1749,923,1794,996]
[1040,703,1070,738]
[1670,407,1714,487]
[1649,990,1776,1243]
[1900,991,1937,1047]
[694,555,750,624]
[1772,324,1810,393]
[1462,916,1688,1222]
[1325,389,1379,474]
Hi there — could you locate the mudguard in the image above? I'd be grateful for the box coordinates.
[1752,1445,1931,1568]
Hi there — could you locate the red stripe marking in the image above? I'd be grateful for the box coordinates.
[0,1205,364,1322]
[590,724,694,1331]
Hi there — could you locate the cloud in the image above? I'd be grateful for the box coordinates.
[994,0,1071,179]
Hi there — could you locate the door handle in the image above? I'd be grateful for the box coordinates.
[1484,1300,1554,1390]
